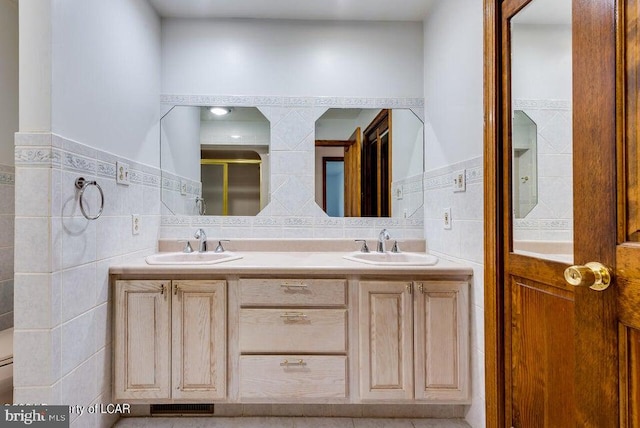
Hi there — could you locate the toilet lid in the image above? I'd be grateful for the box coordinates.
[0,328,13,366]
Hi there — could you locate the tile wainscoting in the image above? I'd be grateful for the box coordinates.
[13,132,162,428]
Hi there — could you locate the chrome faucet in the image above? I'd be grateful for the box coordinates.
[194,228,208,252]
[377,229,390,253]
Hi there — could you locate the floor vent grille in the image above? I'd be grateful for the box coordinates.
[150,404,215,415]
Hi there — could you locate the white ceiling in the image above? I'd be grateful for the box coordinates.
[147,0,437,21]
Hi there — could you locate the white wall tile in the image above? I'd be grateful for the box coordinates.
[14,217,51,273]
[15,167,51,217]
[61,264,96,323]
[61,310,95,376]
[13,274,60,329]
[13,328,61,387]
[60,217,96,269]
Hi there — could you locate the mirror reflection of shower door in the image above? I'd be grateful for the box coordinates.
[201,160,261,216]
[202,163,225,215]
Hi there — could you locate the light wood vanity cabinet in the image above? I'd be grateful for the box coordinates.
[359,280,469,402]
[112,273,470,405]
[114,279,226,402]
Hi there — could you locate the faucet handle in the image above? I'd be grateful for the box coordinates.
[355,239,370,253]
[391,241,401,253]
[215,240,230,253]
[178,240,194,253]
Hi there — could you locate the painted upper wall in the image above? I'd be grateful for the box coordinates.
[0,0,18,166]
[512,24,572,101]
[162,18,424,97]
[423,0,483,171]
[51,0,161,166]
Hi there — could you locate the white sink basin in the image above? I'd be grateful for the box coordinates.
[343,251,438,266]
[145,251,242,265]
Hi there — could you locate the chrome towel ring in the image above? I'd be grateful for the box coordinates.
[75,177,104,220]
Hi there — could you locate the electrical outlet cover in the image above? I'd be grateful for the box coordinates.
[132,214,140,235]
[116,161,130,186]
[453,169,466,192]
[443,207,452,229]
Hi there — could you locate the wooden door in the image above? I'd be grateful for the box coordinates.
[413,281,470,402]
[485,0,624,426]
[344,127,361,217]
[618,0,640,424]
[359,280,413,400]
[113,280,171,401]
[172,280,226,401]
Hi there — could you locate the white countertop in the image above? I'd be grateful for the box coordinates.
[109,251,473,277]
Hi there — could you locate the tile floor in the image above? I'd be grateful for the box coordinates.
[114,417,472,428]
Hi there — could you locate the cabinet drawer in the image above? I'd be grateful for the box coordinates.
[239,309,347,353]
[239,355,347,400]
[239,278,347,307]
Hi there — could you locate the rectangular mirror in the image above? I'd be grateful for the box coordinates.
[510,0,573,262]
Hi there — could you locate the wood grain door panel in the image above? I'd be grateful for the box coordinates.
[510,277,575,428]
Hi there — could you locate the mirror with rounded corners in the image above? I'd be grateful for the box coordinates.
[160,106,270,216]
[314,108,424,218]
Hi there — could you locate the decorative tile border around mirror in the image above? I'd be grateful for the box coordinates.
[161,95,424,113]
[159,95,427,239]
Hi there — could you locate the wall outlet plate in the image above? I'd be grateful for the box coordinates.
[116,161,130,186]
[180,180,187,196]
[443,207,452,229]
[453,169,466,192]
[132,214,140,235]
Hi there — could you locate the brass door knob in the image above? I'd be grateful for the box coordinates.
[564,262,612,291]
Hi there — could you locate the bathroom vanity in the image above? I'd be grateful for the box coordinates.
[109,241,472,407]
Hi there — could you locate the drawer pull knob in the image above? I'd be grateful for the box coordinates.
[280,282,308,290]
[280,312,308,321]
[280,359,306,367]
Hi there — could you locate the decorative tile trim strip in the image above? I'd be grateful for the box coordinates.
[513,99,571,111]
[0,172,14,185]
[514,218,572,230]
[62,151,96,174]
[424,156,483,190]
[15,147,60,166]
[161,94,424,109]
[97,161,116,179]
[394,174,424,194]
[16,134,162,189]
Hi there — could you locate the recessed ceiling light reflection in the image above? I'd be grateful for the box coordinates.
[209,107,232,116]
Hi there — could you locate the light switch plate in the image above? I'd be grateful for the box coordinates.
[443,207,452,229]
[396,185,404,200]
[116,161,130,185]
[180,180,187,196]
[453,169,466,192]
[132,214,140,235]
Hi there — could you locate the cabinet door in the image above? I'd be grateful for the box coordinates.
[114,280,170,400]
[172,280,226,401]
[359,280,413,400]
[414,281,469,402]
